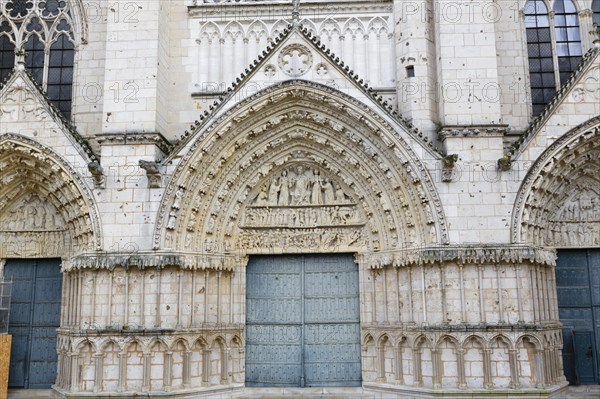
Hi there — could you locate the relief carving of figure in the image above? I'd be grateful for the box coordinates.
[267,178,281,206]
[278,170,290,206]
[322,179,335,204]
[311,169,323,205]
[335,184,347,203]
[580,191,595,219]
[291,165,310,205]
[25,206,37,230]
[256,186,268,206]
[173,188,184,209]
[167,211,178,230]
[34,206,47,229]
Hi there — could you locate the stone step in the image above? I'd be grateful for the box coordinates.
[233,388,388,399]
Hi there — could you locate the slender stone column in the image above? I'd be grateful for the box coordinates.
[93,353,104,392]
[431,348,441,389]
[164,351,173,391]
[70,352,80,392]
[183,350,192,388]
[457,349,467,389]
[508,349,519,389]
[202,349,211,386]
[221,347,229,384]
[482,349,492,389]
[534,349,545,388]
[376,345,386,382]
[142,352,152,392]
[117,352,127,392]
[395,346,404,384]
[542,349,551,387]
[413,349,422,387]
[578,9,595,50]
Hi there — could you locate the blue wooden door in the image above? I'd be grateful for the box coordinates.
[246,254,361,387]
[556,249,600,384]
[5,259,62,389]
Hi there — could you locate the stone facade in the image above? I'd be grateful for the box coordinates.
[1,0,599,397]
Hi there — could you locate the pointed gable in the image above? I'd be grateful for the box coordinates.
[172,24,439,160]
[0,68,98,165]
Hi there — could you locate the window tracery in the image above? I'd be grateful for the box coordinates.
[524,0,584,117]
[0,0,77,118]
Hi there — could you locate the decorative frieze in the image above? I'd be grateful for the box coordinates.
[359,245,556,270]
[62,252,242,272]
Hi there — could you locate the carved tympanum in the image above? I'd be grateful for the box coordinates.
[0,194,67,257]
[0,193,65,231]
[239,164,366,252]
[543,189,600,247]
[515,122,600,247]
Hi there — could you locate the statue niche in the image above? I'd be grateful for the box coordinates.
[0,193,67,257]
[239,164,367,252]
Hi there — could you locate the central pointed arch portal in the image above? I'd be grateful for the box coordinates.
[155,81,446,387]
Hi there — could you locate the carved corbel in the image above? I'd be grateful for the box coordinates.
[139,160,162,188]
[442,154,458,182]
[87,161,105,188]
[497,156,512,172]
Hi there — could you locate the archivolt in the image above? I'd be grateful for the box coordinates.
[0,134,102,255]
[155,81,446,254]
[512,117,600,246]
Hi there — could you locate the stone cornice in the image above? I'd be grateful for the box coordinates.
[58,325,244,337]
[188,0,393,16]
[360,244,557,269]
[65,245,557,272]
[95,132,173,155]
[62,251,244,272]
[361,322,563,333]
[438,125,510,141]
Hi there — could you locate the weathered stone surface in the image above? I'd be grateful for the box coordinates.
[1,0,598,397]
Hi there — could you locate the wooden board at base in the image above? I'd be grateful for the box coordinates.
[0,335,11,399]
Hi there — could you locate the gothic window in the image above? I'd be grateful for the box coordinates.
[553,0,582,84]
[525,0,556,116]
[0,0,78,118]
[0,35,14,82]
[524,0,583,117]
[593,0,600,26]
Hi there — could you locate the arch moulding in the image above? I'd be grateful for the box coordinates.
[154,81,448,268]
[0,133,102,259]
[512,116,600,247]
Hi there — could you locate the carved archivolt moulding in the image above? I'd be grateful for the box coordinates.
[513,117,600,247]
[155,82,447,257]
[0,134,102,257]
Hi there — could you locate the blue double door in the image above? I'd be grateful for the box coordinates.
[5,259,62,389]
[556,249,600,385]
[245,254,362,387]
